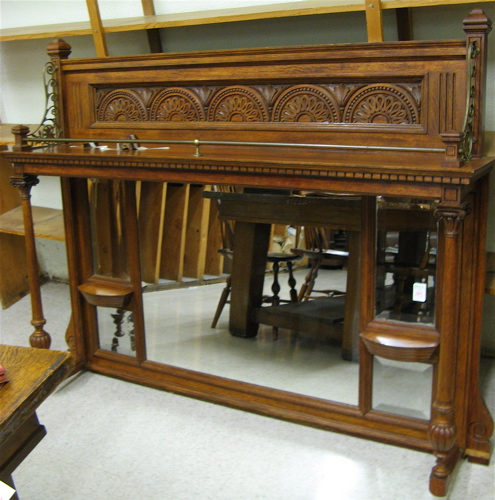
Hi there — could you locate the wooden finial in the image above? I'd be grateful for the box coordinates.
[46,38,72,58]
[463,9,492,34]
[11,124,32,151]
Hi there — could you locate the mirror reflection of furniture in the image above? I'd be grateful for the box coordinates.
[266,193,360,360]
[203,191,362,345]
[263,229,360,361]
[375,201,438,324]
[292,226,349,302]
[210,186,302,339]
[385,231,436,321]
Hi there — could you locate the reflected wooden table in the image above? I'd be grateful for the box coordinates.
[0,345,74,499]
[204,191,362,359]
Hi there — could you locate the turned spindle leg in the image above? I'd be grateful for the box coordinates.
[270,261,280,340]
[11,173,51,349]
[287,261,298,303]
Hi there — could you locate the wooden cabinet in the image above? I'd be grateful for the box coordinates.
[0,152,29,308]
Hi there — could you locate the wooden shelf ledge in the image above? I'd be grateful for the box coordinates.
[1,0,492,42]
[0,206,65,241]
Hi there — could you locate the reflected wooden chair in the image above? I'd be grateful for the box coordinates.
[291,226,349,303]
[378,229,437,322]
[210,187,302,339]
[375,201,438,323]
[256,225,360,360]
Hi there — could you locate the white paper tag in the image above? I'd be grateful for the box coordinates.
[412,282,427,303]
[0,480,16,500]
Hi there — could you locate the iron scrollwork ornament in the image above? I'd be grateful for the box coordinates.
[459,41,480,161]
[28,60,62,145]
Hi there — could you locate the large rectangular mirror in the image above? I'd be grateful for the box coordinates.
[82,183,440,422]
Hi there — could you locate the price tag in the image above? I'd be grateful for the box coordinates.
[413,282,427,303]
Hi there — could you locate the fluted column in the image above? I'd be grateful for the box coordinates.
[428,203,469,495]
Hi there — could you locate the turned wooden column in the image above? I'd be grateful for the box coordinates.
[10,125,51,349]
[428,203,469,496]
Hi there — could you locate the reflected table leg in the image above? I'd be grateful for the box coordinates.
[229,221,271,337]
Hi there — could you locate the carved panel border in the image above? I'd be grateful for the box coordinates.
[93,82,422,127]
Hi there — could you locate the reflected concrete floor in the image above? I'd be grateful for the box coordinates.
[98,268,430,417]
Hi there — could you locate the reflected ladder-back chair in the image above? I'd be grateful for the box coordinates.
[292,226,350,304]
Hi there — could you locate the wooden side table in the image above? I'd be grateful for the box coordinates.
[0,345,73,499]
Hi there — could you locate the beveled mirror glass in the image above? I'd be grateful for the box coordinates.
[375,198,437,325]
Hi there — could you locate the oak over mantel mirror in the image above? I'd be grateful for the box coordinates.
[4,11,493,497]
[81,180,439,424]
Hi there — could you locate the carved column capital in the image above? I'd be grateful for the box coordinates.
[10,174,40,199]
[434,203,470,237]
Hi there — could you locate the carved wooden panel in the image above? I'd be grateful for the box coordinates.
[94,83,421,126]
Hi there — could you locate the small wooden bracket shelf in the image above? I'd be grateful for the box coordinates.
[78,276,134,309]
[361,324,440,363]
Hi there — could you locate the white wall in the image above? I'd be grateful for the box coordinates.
[1,1,494,350]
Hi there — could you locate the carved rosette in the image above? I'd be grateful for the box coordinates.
[149,88,205,122]
[272,85,340,123]
[93,82,422,126]
[469,420,491,442]
[98,90,147,122]
[207,86,269,122]
[344,84,419,124]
